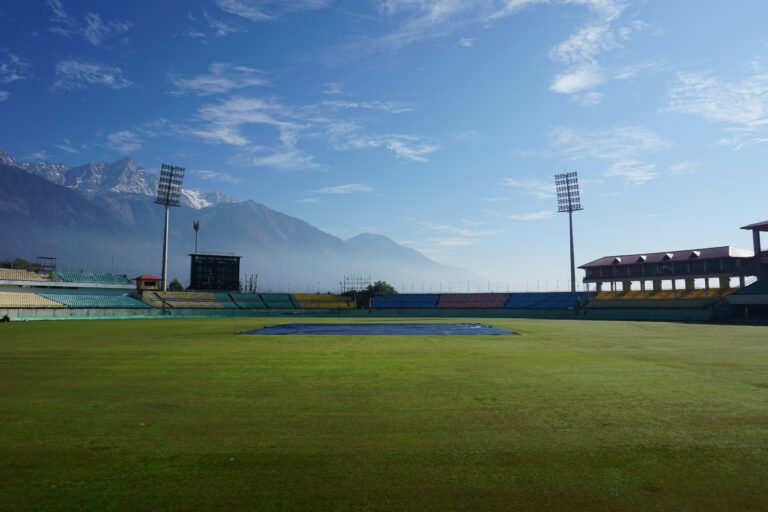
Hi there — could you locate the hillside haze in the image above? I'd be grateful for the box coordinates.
[0,151,476,290]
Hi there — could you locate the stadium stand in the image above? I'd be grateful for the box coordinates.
[505,292,591,309]
[372,294,440,309]
[0,290,65,308]
[437,293,509,309]
[259,293,298,309]
[36,290,149,309]
[592,289,733,301]
[732,279,768,295]
[228,293,267,309]
[153,291,238,309]
[293,294,356,309]
[55,272,131,285]
[585,298,720,310]
[0,268,47,281]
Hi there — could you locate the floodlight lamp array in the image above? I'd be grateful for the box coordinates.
[155,163,186,207]
[554,171,584,213]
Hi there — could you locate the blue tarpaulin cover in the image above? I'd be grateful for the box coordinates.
[241,323,517,336]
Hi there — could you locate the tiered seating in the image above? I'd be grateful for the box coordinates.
[586,298,719,310]
[371,294,439,309]
[437,293,509,309]
[293,294,356,309]
[591,288,733,300]
[154,291,238,309]
[259,293,298,309]
[0,268,46,281]
[141,292,165,308]
[55,272,131,285]
[0,291,64,308]
[505,292,590,309]
[36,290,149,309]
[228,293,266,309]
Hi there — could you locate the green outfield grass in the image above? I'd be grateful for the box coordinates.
[1,318,767,511]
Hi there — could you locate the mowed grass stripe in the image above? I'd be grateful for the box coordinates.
[0,318,767,511]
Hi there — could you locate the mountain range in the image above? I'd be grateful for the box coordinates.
[0,150,475,290]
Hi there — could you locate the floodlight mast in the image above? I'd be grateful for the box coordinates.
[155,163,186,291]
[555,171,584,293]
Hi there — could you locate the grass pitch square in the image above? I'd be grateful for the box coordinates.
[1,317,767,511]
[241,322,518,335]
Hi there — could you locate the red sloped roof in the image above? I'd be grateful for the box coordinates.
[579,246,753,269]
[134,274,161,280]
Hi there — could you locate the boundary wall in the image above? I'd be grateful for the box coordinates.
[0,306,716,323]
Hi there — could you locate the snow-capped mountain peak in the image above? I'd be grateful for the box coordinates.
[1,150,234,210]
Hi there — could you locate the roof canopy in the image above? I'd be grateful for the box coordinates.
[741,220,768,232]
[580,246,754,269]
[134,274,161,280]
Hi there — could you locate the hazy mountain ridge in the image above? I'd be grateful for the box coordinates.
[0,150,477,289]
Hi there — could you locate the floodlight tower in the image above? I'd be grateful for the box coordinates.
[193,220,200,253]
[555,171,583,293]
[155,163,186,291]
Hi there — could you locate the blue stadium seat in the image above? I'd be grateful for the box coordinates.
[371,294,439,309]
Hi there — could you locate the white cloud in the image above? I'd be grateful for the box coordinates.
[500,178,555,200]
[551,125,670,161]
[321,99,411,113]
[668,69,768,149]
[314,183,374,194]
[0,50,32,85]
[669,160,698,176]
[0,91,8,102]
[603,159,657,185]
[189,95,439,169]
[546,3,648,103]
[550,63,604,95]
[53,139,80,153]
[328,123,440,161]
[668,71,768,127]
[169,63,268,96]
[418,220,500,238]
[510,210,554,221]
[47,0,132,47]
[204,10,241,37]
[322,82,345,95]
[459,37,474,47]
[387,139,440,161]
[230,144,323,171]
[551,125,669,185]
[194,169,241,183]
[53,59,133,90]
[26,151,49,161]
[106,130,141,154]
[549,23,618,63]
[216,0,332,22]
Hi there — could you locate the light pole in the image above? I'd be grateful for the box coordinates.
[154,163,185,291]
[555,171,584,293]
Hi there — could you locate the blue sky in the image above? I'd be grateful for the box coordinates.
[2,0,768,288]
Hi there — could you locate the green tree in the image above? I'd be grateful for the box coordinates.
[343,280,397,309]
[168,278,184,291]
